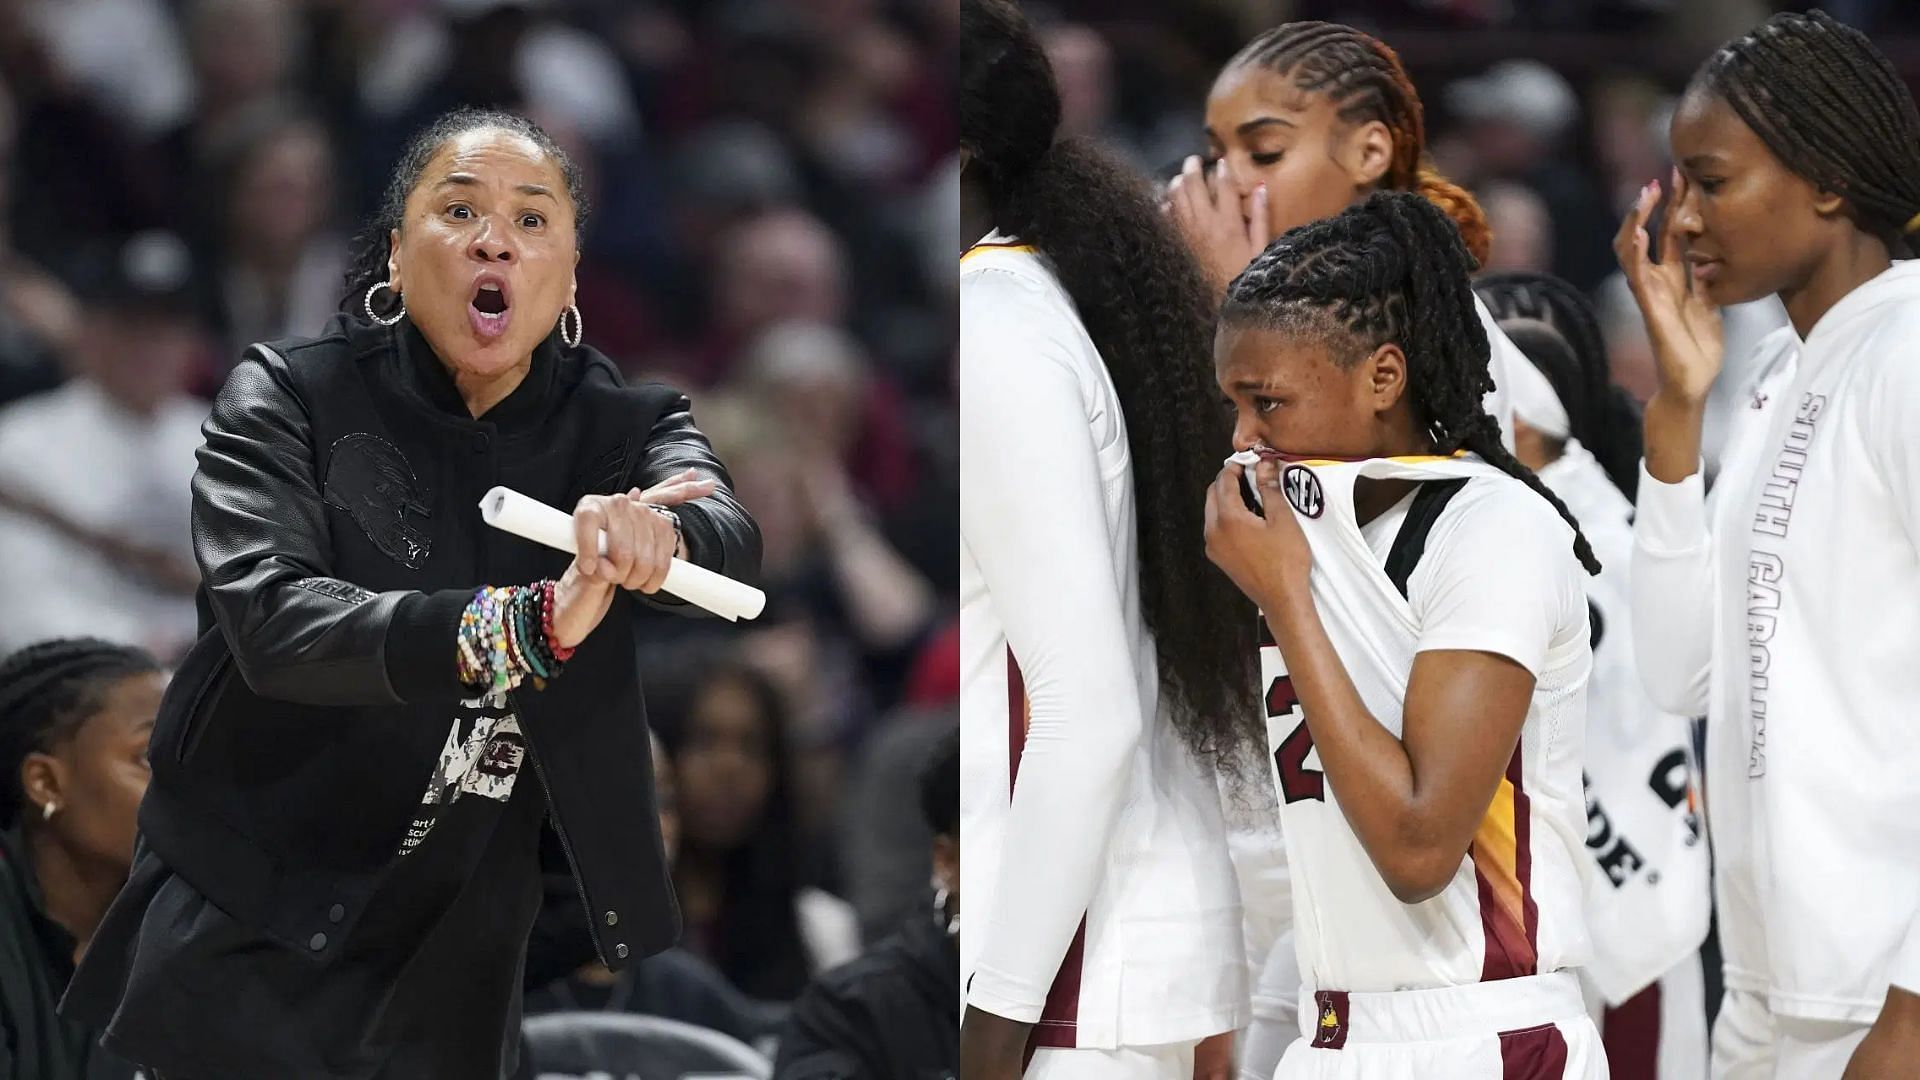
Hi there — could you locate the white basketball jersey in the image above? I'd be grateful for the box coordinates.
[1253,454,1593,994]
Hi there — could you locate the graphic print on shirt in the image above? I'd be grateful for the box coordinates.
[398,690,525,856]
[323,432,434,569]
[1745,391,1826,779]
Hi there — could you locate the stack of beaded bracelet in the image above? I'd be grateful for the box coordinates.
[456,581,570,693]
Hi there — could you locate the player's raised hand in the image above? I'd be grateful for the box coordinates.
[1613,170,1724,404]
[1168,155,1270,300]
[1205,458,1311,610]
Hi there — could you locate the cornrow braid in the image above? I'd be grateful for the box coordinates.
[1223,192,1601,575]
[0,638,161,829]
[1227,21,1491,265]
[1695,9,1920,245]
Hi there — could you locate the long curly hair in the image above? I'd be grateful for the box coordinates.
[1225,21,1491,265]
[962,0,1259,760]
[1224,192,1600,575]
[339,108,590,318]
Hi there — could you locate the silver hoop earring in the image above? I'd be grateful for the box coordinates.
[364,281,406,327]
[559,304,583,349]
[933,885,958,937]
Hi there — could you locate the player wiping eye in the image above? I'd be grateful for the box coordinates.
[1617,10,1920,1076]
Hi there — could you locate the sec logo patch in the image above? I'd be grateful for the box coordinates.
[1283,464,1324,518]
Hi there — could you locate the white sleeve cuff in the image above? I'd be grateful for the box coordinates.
[1633,460,1710,556]
[964,966,1047,1025]
[1889,915,1920,993]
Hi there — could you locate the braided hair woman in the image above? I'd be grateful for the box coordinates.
[1204,191,1605,1079]
[1171,20,1531,467]
[0,639,161,1080]
[959,1,1256,1076]
[1615,11,1920,1076]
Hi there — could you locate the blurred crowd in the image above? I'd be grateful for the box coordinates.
[0,0,958,1063]
[1021,0,1920,468]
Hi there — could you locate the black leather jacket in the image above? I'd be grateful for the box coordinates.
[136,313,759,973]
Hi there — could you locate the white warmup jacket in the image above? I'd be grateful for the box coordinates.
[959,234,1246,1049]
[1632,260,1920,1023]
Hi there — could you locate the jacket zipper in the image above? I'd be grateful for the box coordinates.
[518,708,611,968]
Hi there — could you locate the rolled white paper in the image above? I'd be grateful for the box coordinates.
[478,486,766,622]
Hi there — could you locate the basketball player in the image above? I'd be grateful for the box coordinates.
[1167,21,1527,447]
[959,1,1258,1077]
[1204,191,1604,1079]
[1167,35,1538,1054]
[1477,271,1711,1080]
[1616,11,1920,1076]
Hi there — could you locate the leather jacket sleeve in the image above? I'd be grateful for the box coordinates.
[633,401,763,614]
[192,350,471,707]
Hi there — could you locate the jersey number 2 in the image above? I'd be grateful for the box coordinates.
[1268,675,1325,803]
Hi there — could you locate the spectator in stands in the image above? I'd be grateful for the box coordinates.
[1481,180,1554,274]
[0,638,163,1080]
[0,231,209,662]
[148,0,299,244]
[693,209,847,386]
[775,728,958,1080]
[737,322,935,657]
[204,106,348,365]
[663,660,860,1001]
[1446,59,1617,291]
[839,705,956,944]
[525,730,788,1046]
[0,90,78,406]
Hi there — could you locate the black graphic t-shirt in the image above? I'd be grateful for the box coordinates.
[69,693,549,1080]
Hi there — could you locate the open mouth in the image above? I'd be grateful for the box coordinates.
[469,275,512,339]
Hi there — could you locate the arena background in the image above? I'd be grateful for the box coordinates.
[0,0,956,1071]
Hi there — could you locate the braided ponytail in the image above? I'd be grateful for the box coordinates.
[1224,192,1600,575]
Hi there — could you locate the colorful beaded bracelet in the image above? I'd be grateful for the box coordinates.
[456,580,569,693]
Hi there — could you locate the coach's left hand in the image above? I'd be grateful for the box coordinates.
[1205,458,1311,611]
[1844,985,1920,1079]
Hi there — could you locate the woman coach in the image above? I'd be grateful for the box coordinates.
[62,108,761,1079]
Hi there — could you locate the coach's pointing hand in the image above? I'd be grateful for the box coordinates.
[1205,458,1311,611]
[551,469,718,648]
